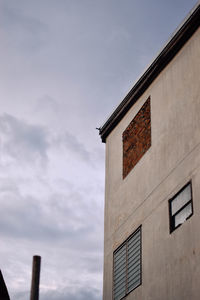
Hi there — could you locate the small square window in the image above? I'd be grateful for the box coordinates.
[113,227,142,300]
[169,182,193,233]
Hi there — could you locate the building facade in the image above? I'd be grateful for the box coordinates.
[99,3,200,300]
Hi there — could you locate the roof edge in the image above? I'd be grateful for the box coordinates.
[99,2,200,143]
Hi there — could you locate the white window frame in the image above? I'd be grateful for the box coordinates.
[169,181,193,233]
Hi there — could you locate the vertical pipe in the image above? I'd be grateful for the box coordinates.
[30,256,41,300]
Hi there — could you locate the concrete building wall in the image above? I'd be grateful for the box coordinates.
[103,27,200,300]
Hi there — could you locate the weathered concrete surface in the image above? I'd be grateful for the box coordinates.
[103,27,200,300]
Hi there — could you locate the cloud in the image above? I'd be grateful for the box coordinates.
[14,286,101,300]
[52,131,91,163]
[0,177,103,249]
[14,290,29,300]
[0,114,49,166]
[41,286,101,300]
[0,178,103,300]
[1,1,47,53]
[34,95,59,114]
[0,113,94,169]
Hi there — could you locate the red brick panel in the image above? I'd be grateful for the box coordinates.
[123,98,151,179]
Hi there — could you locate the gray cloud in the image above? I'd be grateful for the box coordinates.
[0,176,103,276]
[14,290,29,300]
[14,286,101,300]
[52,131,91,163]
[35,95,59,114]
[0,178,103,300]
[41,287,101,300]
[0,114,49,166]
[0,187,102,247]
[1,2,47,53]
[0,113,95,167]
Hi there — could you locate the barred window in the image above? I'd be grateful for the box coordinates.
[113,227,141,300]
[169,182,193,233]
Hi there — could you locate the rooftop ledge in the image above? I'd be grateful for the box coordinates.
[98,2,200,143]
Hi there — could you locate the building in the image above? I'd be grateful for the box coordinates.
[99,3,200,300]
[0,270,10,300]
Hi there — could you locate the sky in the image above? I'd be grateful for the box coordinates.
[0,1,198,299]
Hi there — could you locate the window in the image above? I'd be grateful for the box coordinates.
[169,182,193,233]
[113,227,141,300]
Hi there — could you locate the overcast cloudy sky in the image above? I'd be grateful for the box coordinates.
[0,1,198,299]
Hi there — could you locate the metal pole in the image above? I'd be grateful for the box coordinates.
[30,256,41,300]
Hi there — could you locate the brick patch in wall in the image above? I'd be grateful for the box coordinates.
[123,97,151,179]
